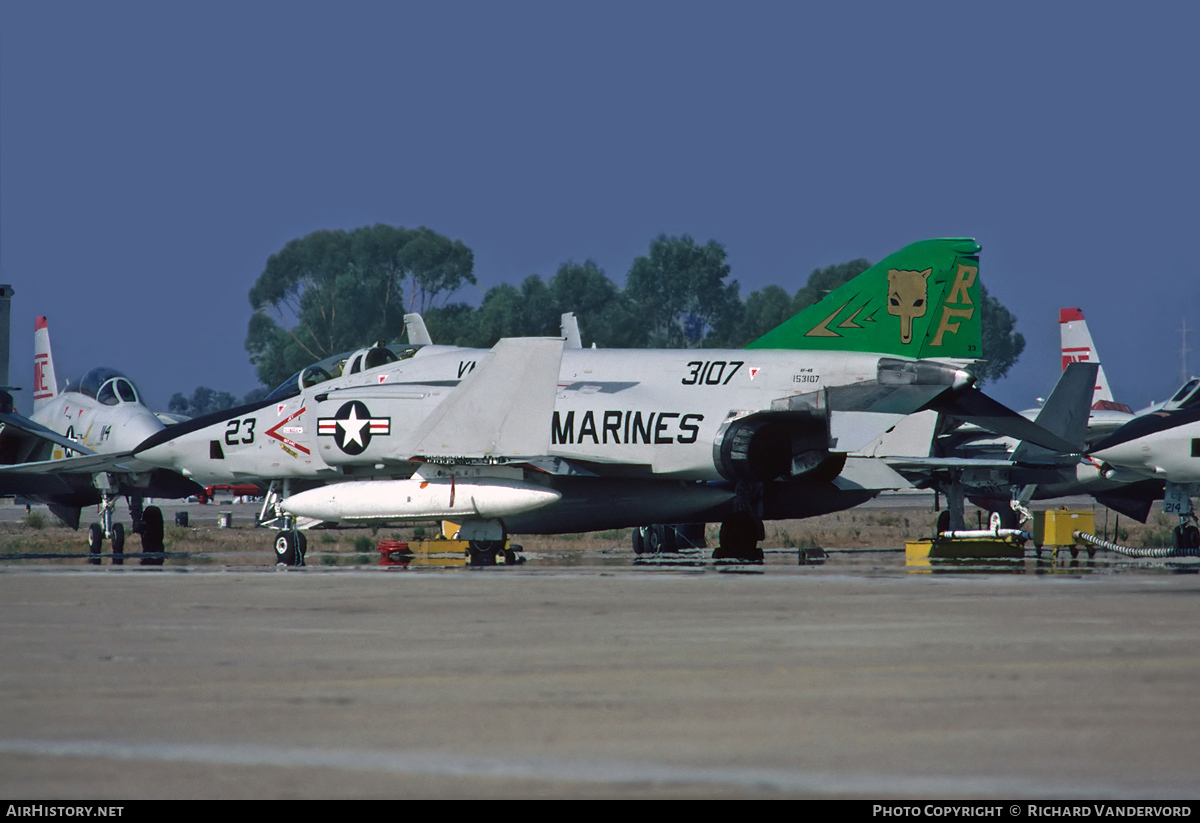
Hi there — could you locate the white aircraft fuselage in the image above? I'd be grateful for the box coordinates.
[1091,412,1200,484]
[134,343,967,490]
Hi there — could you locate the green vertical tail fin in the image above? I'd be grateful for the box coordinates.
[746,238,982,359]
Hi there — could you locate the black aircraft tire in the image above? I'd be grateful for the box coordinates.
[661,525,678,553]
[111,523,125,565]
[935,510,951,535]
[87,523,103,566]
[1185,525,1200,550]
[676,523,707,550]
[296,531,308,561]
[632,527,646,554]
[140,506,165,566]
[467,540,501,567]
[275,532,297,566]
[717,513,763,562]
[647,525,662,554]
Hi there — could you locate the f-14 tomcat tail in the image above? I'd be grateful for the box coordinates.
[747,238,982,360]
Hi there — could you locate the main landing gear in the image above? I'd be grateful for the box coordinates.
[466,540,504,566]
[140,505,165,565]
[712,511,765,562]
[1174,523,1200,550]
[462,519,524,566]
[1166,482,1200,550]
[260,480,307,567]
[631,523,707,556]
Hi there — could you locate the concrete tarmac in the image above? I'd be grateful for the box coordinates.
[1,560,1198,799]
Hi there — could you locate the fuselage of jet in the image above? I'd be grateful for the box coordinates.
[33,367,165,461]
[1090,406,1200,484]
[134,342,969,488]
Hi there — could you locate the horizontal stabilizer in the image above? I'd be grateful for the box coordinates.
[402,337,565,460]
[927,387,1082,455]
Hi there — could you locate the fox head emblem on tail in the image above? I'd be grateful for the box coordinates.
[745,238,982,360]
[886,268,931,344]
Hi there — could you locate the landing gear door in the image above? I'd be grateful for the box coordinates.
[1163,482,1195,517]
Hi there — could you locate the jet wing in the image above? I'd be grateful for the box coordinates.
[0,450,140,475]
[400,337,566,460]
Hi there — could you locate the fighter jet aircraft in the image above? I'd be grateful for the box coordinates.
[882,303,1184,529]
[0,316,201,559]
[135,238,1076,564]
[1088,394,1200,548]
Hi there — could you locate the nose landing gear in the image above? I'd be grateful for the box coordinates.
[86,492,149,565]
[274,529,307,566]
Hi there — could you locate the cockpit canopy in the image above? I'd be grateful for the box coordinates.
[264,344,423,402]
[66,367,141,406]
[1167,377,1200,410]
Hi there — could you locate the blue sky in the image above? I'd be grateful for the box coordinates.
[2,1,1197,414]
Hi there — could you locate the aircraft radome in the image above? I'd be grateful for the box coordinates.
[134,238,1073,565]
[0,316,202,561]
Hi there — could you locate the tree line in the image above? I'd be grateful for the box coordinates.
[171,223,1025,416]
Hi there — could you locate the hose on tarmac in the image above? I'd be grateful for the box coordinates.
[1074,531,1200,558]
[937,528,1033,542]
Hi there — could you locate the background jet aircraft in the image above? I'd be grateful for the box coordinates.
[897,306,1176,526]
[0,316,201,559]
[879,361,1105,529]
[135,238,1076,564]
[1089,398,1200,548]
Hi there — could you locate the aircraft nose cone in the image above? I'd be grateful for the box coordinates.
[1092,440,1148,472]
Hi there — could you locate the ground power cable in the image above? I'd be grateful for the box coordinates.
[1074,531,1200,558]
